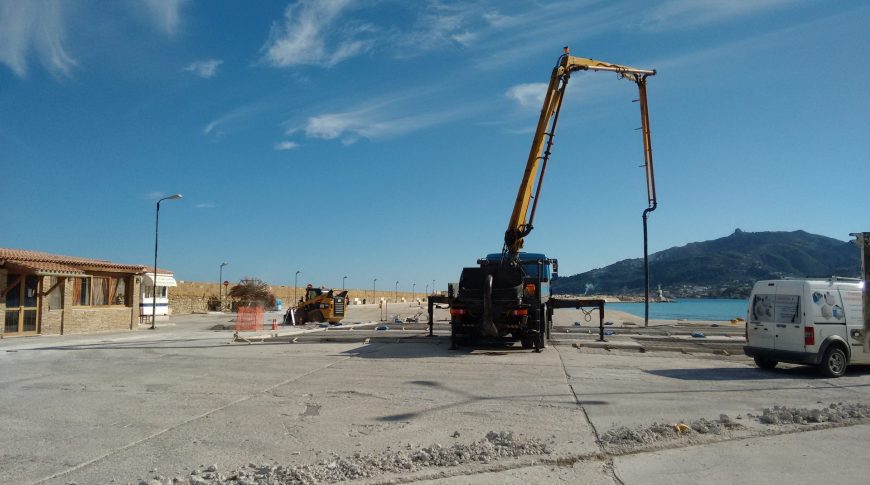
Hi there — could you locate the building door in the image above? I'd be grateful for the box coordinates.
[4,274,40,335]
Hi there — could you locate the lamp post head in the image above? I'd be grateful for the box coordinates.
[167,194,183,200]
[221,262,228,268]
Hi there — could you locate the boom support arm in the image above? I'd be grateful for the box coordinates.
[503,49,657,255]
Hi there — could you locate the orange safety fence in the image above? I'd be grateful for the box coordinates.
[235,306,264,332]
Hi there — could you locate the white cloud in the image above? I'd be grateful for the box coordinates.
[644,0,793,30]
[274,141,300,151]
[505,83,547,109]
[195,203,216,209]
[183,59,222,78]
[146,191,165,200]
[261,0,365,68]
[0,0,77,77]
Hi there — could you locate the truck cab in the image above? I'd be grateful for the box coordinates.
[450,252,557,350]
[744,278,866,377]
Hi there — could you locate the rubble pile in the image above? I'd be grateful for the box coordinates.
[600,414,740,451]
[758,402,870,425]
[137,431,550,485]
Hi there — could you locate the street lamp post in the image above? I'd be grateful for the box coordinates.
[425,283,429,296]
[412,282,416,302]
[432,279,436,296]
[219,262,228,310]
[151,194,182,330]
[395,280,399,302]
[373,278,377,304]
[342,275,347,290]
[294,270,301,307]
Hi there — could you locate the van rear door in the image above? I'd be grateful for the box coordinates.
[772,281,804,353]
[748,287,775,349]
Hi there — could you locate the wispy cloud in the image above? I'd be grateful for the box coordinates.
[0,0,77,78]
[146,191,165,200]
[505,83,547,109]
[139,0,187,36]
[643,0,793,31]
[274,141,300,151]
[261,0,492,68]
[302,101,472,144]
[183,59,222,78]
[195,203,216,209]
[261,0,368,68]
[204,101,271,137]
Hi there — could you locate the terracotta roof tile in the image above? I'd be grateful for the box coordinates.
[0,248,149,274]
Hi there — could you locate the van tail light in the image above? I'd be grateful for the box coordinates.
[523,284,536,297]
[512,308,529,317]
[450,308,467,316]
[804,326,815,346]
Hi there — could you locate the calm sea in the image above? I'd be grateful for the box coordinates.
[606,298,748,321]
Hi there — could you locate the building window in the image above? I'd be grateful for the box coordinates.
[72,276,130,307]
[46,276,63,310]
[93,277,109,306]
[112,278,127,305]
[73,278,91,306]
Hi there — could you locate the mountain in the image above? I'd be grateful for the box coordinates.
[552,229,861,298]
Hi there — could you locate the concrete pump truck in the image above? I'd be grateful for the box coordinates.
[449,48,658,351]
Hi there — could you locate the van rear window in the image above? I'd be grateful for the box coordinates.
[750,294,800,323]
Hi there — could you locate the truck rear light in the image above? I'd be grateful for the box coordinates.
[804,326,815,346]
[523,284,536,297]
[512,308,529,316]
[450,308,467,316]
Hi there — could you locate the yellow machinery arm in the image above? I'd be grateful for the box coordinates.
[504,48,658,255]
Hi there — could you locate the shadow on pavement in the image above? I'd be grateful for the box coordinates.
[646,364,870,381]
[341,339,546,359]
[375,379,578,422]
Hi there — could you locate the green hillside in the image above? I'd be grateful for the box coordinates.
[552,230,861,297]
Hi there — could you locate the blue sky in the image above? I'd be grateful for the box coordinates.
[1,0,868,292]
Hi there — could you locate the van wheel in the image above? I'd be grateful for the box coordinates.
[753,356,778,369]
[819,346,847,378]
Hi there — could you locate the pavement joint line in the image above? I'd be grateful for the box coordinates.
[31,352,360,485]
[553,344,604,451]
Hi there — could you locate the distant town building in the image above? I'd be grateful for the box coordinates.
[0,248,173,337]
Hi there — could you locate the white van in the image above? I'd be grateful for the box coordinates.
[744,278,867,377]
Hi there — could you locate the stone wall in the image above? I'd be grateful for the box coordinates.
[170,281,428,315]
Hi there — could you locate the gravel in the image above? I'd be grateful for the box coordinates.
[137,431,550,484]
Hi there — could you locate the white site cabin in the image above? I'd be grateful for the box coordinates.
[744,278,868,377]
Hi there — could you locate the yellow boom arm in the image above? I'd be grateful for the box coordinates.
[503,48,657,255]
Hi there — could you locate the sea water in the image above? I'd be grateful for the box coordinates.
[605,298,748,321]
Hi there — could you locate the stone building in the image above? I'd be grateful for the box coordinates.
[0,248,149,337]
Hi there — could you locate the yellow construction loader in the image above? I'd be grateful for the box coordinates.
[288,285,348,324]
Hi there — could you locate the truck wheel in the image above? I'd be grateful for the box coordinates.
[819,346,847,378]
[294,309,306,325]
[753,356,778,369]
[449,324,459,350]
[310,311,324,323]
[520,336,534,349]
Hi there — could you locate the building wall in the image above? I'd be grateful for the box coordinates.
[40,276,63,335]
[0,268,7,336]
[49,275,139,335]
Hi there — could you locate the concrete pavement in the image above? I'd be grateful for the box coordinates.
[1,311,869,484]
